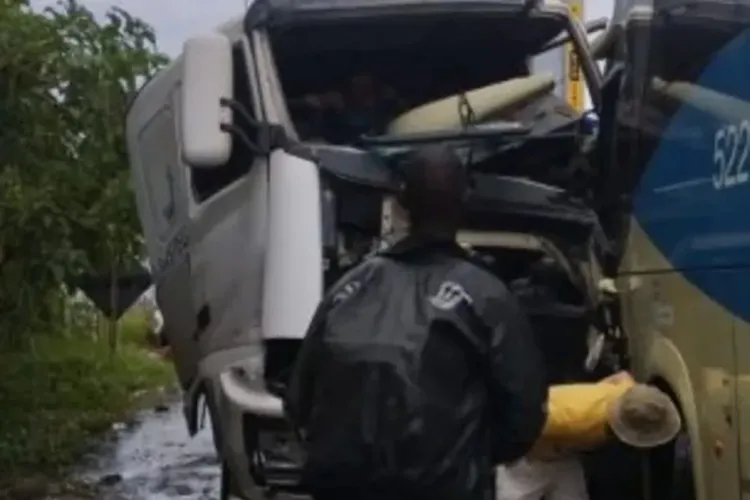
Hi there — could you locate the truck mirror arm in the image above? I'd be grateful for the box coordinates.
[218,98,290,155]
[220,122,263,156]
[219,97,266,155]
[220,97,261,129]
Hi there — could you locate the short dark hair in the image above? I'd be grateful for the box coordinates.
[400,145,468,229]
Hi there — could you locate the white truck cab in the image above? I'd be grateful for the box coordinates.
[126,0,610,497]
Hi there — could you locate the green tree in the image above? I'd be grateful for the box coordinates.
[0,0,168,345]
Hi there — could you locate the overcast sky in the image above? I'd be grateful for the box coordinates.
[33,0,614,57]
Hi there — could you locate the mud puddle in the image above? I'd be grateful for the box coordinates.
[51,398,220,500]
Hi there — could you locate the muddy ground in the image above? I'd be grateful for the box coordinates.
[48,396,221,500]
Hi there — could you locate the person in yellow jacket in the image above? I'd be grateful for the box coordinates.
[496,371,682,500]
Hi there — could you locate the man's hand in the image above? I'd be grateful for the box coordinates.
[600,371,634,385]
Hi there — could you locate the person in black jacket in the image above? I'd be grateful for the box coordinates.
[284,145,548,500]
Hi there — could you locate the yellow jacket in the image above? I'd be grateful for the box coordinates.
[529,378,635,460]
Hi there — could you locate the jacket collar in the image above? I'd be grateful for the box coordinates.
[382,234,467,260]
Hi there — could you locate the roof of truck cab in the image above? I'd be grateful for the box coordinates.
[244,0,569,29]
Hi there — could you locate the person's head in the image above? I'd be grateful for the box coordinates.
[399,145,469,238]
[608,384,682,448]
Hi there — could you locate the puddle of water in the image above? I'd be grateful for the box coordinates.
[49,395,306,500]
[71,400,221,500]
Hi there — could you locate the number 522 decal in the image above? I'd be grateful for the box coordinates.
[713,120,750,190]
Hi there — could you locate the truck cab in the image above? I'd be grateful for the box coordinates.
[126,0,616,497]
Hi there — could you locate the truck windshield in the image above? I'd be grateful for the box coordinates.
[270,7,569,145]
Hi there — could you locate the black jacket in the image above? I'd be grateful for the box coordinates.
[284,237,548,500]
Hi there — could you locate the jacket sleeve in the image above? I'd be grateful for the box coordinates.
[283,298,329,432]
[485,290,548,465]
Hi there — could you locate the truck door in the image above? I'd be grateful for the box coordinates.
[130,81,193,391]
[169,35,268,434]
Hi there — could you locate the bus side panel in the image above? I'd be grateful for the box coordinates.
[730,271,750,499]
[621,222,739,500]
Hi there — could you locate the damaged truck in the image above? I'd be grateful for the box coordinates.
[122,0,663,498]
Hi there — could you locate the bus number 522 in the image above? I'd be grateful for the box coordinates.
[713,120,750,190]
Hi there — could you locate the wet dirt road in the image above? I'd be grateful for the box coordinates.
[62,397,222,500]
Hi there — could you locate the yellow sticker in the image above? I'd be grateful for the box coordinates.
[564,0,584,112]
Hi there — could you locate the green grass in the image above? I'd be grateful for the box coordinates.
[0,307,174,490]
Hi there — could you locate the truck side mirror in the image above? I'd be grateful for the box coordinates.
[181,34,233,168]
